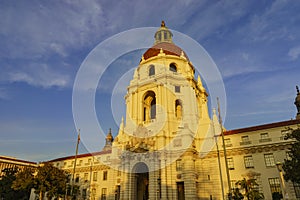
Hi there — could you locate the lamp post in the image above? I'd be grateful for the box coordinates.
[276,162,288,200]
[157,177,161,200]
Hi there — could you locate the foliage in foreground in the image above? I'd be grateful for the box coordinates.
[0,163,68,200]
[283,127,300,184]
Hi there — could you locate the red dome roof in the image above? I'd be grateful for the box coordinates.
[142,42,189,61]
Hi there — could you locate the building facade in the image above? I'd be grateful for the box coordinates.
[0,155,37,177]
[49,22,300,200]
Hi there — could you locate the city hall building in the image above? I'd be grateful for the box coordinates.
[48,22,300,200]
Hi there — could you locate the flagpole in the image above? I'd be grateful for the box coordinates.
[217,98,232,200]
[70,129,80,198]
[212,109,225,200]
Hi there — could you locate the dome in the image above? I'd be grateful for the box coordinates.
[141,21,189,62]
[142,42,189,61]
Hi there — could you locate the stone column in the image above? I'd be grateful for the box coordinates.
[182,152,197,199]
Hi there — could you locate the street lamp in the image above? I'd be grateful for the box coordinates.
[157,177,161,200]
[276,162,288,200]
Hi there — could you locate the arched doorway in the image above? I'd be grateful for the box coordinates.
[143,91,156,122]
[133,162,149,200]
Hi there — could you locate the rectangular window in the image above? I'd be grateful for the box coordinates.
[264,153,275,167]
[103,171,108,181]
[78,160,83,166]
[260,133,272,142]
[224,138,232,147]
[227,157,234,170]
[101,188,107,200]
[86,158,92,165]
[75,174,79,183]
[175,86,180,93]
[176,159,182,171]
[269,178,281,194]
[240,135,251,145]
[93,172,98,181]
[293,182,300,198]
[244,156,254,168]
[261,133,269,139]
[117,168,121,176]
[281,129,291,140]
[84,173,88,182]
[230,180,237,192]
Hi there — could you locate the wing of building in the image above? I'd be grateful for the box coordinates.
[29,22,300,200]
[0,156,37,177]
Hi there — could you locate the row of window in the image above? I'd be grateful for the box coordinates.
[148,63,177,76]
[62,156,112,168]
[226,153,279,170]
[72,169,122,183]
[224,130,290,147]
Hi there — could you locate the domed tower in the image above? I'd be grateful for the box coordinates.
[295,86,300,119]
[113,21,214,200]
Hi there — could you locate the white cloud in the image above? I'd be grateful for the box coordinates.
[7,64,70,88]
[288,46,300,60]
[0,1,106,59]
[238,0,299,42]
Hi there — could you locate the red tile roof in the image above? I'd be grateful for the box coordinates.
[224,119,300,135]
[48,150,111,162]
[142,42,189,61]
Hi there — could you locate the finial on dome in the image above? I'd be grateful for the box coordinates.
[161,20,165,27]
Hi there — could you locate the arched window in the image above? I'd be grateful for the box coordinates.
[169,63,177,72]
[175,99,183,119]
[149,65,155,76]
[143,91,156,122]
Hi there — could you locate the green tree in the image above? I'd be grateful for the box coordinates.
[283,128,300,184]
[0,167,29,200]
[232,187,244,200]
[34,162,68,200]
[236,177,264,200]
[12,167,35,199]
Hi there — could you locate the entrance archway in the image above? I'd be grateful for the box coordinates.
[133,162,149,200]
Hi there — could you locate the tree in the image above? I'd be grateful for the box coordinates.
[12,167,35,199]
[0,167,29,200]
[232,187,244,200]
[283,128,300,184]
[235,176,264,200]
[34,162,68,200]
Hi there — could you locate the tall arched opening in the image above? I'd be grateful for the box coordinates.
[133,162,149,200]
[143,91,156,122]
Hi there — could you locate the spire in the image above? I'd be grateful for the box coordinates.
[103,128,114,151]
[154,20,173,44]
[295,85,300,119]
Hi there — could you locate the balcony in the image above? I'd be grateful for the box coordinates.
[240,141,252,145]
[259,138,272,143]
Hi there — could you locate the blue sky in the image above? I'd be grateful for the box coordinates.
[0,0,300,161]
